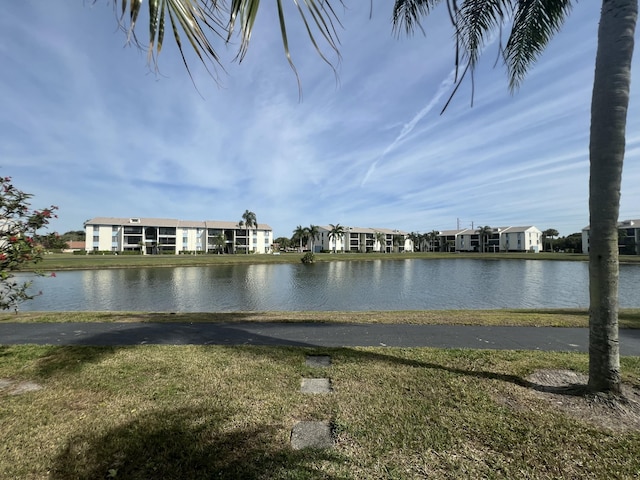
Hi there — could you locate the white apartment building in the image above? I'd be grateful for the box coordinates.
[84,217,274,254]
[438,226,542,253]
[315,226,413,253]
[582,219,640,255]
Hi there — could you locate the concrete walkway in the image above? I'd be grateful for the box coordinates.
[1,322,640,355]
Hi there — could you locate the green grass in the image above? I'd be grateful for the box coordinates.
[1,345,639,479]
[29,250,640,272]
[3,308,640,328]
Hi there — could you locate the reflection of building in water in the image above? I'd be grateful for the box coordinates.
[84,217,274,255]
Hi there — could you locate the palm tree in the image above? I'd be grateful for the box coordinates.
[212,233,225,254]
[429,229,440,252]
[328,223,345,253]
[375,231,387,252]
[476,226,493,254]
[543,228,560,252]
[408,232,420,252]
[392,0,637,393]
[392,234,404,253]
[308,225,320,253]
[241,210,257,254]
[292,225,308,253]
[236,220,244,254]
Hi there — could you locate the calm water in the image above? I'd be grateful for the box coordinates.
[17,259,640,312]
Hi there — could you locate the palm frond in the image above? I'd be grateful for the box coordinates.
[456,0,511,68]
[392,0,442,37]
[116,0,227,78]
[229,0,343,91]
[505,0,573,90]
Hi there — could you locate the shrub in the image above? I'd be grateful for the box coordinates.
[0,177,57,311]
[301,252,315,264]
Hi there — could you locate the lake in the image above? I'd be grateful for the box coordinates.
[16,258,640,312]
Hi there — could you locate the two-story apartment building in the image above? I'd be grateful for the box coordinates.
[84,217,274,254]
[315,226,413,253]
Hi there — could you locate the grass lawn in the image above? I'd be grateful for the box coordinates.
[3,308,640,328]
[2,344,640,479]
[30,251,640,272]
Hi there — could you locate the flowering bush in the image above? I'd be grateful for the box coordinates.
[0,177,57,311]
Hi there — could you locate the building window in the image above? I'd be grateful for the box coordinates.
[93,235,99,242]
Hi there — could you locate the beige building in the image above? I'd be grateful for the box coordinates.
[84,217,274,254]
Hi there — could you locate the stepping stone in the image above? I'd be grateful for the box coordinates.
[301,378,332,394]
[305,355,331,368]
[291,421,334,450]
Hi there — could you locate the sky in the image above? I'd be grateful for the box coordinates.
[1,2,639,239]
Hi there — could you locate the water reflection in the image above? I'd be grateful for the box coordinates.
[18,259,640,312]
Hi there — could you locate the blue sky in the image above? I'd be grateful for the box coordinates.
[2,2,639,239]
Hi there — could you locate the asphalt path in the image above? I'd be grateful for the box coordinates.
[1,322,640,355]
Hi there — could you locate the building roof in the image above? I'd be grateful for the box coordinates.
[437,226,541,235]
[85,217,272,230]
[317,225,409,235]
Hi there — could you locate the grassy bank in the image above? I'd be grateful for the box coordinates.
[3,309,640,328]
[28,251,632,272]
[1,344,639,479]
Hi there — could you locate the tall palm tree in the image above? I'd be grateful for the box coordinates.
[476,226,493,254]
[392,0,637,393]
[375,231,387,252]
[308,225,320,253]
[241,210,257,254]
[543,228,560,252]
[292,225,308,253]
[328,223,345,253]
[236,220,244,254]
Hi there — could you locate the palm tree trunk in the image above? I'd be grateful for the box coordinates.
[588,0,637,394]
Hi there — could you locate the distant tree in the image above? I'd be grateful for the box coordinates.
[543,229,560,252]
[35,232,68,251]
[556,233,583,253]
[476,226,493,253]
[428,230,440,252]
[241,210,257,254]
[0,177,57,311]
[274,237,291,251]
[61,230,85,241]
[328,224,345,253]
